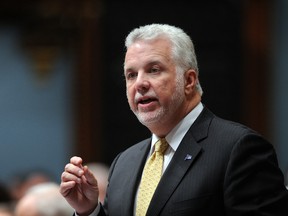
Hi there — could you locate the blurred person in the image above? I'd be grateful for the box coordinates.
[15,182,74,216]
[60,24,288,215]
[0,205,13,216]
[9,169,52,201]
[0,182,11,204]
[0,182,13,216]
[85,163,109,203]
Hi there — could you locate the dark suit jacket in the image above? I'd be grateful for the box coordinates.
[100,107,288,215]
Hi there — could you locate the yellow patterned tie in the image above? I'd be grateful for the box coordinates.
[136,138,169,216]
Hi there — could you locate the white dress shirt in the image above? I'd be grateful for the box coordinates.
[76,102,204,216]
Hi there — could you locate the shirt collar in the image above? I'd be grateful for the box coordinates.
[151,102,204,151]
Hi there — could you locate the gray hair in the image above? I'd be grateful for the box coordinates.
[125,24,203,95]
[24,182,74,216]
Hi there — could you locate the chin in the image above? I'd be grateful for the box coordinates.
[136,112,164,126]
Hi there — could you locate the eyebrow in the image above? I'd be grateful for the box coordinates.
[124,60,163,71]
[147,60,163,66]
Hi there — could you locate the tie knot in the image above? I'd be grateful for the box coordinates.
[155,138,169,154]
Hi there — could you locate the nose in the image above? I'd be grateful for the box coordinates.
[135,72,150,94]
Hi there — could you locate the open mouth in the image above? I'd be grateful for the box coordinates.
[136,96,158,106]
[139,98,155,104]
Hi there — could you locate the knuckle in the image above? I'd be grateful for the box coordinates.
[61,172,67,181]
[65,164,70,171]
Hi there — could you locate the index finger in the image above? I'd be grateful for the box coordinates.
[70,156,83,167]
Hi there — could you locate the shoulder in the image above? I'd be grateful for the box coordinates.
[195,107,273,159]
[108,138,150,173]
[201,106,262,140]
[119,138,151,157]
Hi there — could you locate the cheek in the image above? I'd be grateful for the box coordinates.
[157,80,175,95]
[126,87,135,105]
[158,81,178,101]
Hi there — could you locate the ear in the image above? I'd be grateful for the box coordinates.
[184,69,197,95]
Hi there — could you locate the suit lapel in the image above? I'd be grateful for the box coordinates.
[146,107,214,215]
[121,138,151,216]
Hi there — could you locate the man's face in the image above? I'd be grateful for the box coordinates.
[124,38,185,129]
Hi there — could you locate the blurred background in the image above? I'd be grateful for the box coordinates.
[0,0,287,190]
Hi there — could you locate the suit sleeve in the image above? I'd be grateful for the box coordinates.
[101,152,122,215]
[224,133,288,215]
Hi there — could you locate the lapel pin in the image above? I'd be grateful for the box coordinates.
[184,154,192,160]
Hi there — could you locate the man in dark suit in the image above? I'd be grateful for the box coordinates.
[60,24,288,216]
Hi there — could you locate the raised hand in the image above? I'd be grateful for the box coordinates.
[60,156,99,216]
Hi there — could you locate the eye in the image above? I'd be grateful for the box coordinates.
[126,72,137,80]
[149,67,160,73]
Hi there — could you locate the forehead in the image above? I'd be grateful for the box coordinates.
[124,39,173,68]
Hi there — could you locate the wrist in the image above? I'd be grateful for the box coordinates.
[77,202,99,216]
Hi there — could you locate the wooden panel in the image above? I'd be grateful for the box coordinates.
[242,0,272,138]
